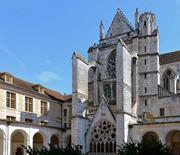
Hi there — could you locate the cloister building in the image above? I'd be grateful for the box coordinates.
[0,8,180,155]
[0,72,72,155]
[71,8,180,155]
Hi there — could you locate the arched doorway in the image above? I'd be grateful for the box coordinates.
[16,147,23,155]
[142,131,159,143]
[90,120,116,154]
[33,132,44,149]
[11,130,27,155]
[0,129,5,155]
[50,134,59,147]
[166,130,180,155]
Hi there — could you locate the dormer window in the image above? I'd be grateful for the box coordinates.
[39,87,44,94]
[5,74,13,83]
[0,72,13,84]
[33,84,45,94]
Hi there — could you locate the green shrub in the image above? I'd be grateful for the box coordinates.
[117,140,172,155]
[23,144,82,155]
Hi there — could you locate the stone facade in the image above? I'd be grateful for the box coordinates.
[72,8,180,154]
[0,8,180,155]
[0,72,72,155]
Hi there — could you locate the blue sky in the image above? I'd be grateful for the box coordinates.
[0,0,179,94]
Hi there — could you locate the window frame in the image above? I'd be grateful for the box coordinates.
[6,91,16,109]
[25,96,33,112]
[160,108,165,117]
[25,118,33,124]
[64,109,67,117]
[5,74,13,83]
[40,120,48,126]
[41,100,48,115]
[6,116,16,121]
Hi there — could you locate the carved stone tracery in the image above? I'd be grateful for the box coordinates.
[90,120,116,153]
[107,51,116,78]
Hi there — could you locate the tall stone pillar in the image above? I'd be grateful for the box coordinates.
[71,52,89,153]
[116,40,135,148]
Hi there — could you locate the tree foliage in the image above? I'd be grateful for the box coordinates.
[23,140,173,155]
[117,140,173,155]
[23,144,82,155]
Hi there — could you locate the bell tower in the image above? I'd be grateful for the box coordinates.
[136,10,160,117]
[138,12,157,36]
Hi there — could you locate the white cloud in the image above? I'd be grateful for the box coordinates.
[0,46,26,69]
[37,71,61,83]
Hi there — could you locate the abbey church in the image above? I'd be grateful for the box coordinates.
[0,8,179,155]
[72,8,180,155]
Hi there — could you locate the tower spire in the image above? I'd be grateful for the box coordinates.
[99,20,104,40]
[135,8,139,30]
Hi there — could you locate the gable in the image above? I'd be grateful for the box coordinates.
[106,9,134,38]
[88,98,115,132]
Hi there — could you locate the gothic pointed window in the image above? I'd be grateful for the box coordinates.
[163,69,175,91]
[103,84,111,99]
[143,20,147,35]
[112,82,116,99]
[107,51,116,78]
[144,21,147,26]
[90,120,116,153]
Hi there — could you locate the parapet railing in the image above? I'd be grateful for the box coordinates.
[158,85,175,98]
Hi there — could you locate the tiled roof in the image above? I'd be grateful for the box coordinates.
[0,72,71,102]
[160,51,180,65]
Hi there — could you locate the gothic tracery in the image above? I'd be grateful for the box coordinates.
[163,69,175,91]
[90,120,116,153]
[107,51,116,78]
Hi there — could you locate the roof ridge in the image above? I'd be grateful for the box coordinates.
[160,50,180,56]
[1,72,72,101]
[118,8,134,30]
[160,50,180,65]
[14,75,60,94]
